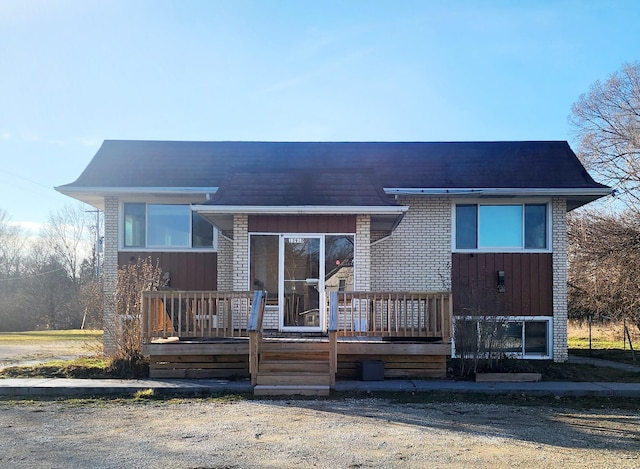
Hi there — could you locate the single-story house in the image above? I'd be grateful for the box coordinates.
[56,140,610,394]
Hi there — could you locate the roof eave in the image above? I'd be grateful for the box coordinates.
[54,186,219,209]
[193,204,408,237]
[55,186,219,195]
[192,205,408,215]
[383,187,613,197]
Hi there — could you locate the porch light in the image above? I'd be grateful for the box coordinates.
[497,270,506,292]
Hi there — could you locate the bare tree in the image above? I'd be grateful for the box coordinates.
[0,206,99,331]
[110,257,163,361]
[0,210,31,331]
[570,62,640,211]
[568,209,640,331]
[41,203,93,284]
[0,209,26,278]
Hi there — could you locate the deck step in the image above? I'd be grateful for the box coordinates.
[258,360,330,373]
[256,372,331,386]
[254,385,330,397]
[259,341,330,353]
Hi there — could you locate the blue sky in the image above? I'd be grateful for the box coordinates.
[1,0,639,229]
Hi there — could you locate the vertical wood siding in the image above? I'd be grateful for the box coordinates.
[452,253,552,316]
[118,252,217,291]
[248,215,356,233]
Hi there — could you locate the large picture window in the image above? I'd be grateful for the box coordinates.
[455,203,548,250]
[123,203,217,249]
[147,204,190,247]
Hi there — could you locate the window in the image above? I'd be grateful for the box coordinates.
[124,203,145,248]
[455,203,548,250]
[123,203,217,249]
[192,211,215,248]
[453,317,551,359]
[148,204,190,247]
[250,235,279,303]
[325,235,354,293]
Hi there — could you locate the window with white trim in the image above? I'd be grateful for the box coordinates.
[123,203,217,250]
[453,317,551,359]
[455,203,548,250]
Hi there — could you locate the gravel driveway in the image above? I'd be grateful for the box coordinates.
[1,397,639,468]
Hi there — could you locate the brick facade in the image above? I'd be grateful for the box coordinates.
[216,234,233,291]
[232,215,249,291]
[102,196,119,355]
[355,215,371,291]
[552,197,568,362]
[371,196,452,291]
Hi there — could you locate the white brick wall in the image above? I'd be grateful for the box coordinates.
[552,197,568,362]
[262,306,279,330]
[371,196,452,291]
[216,234,233,291]
[102,196,119,355]
[232,215,249,291]
[355,215,371,291]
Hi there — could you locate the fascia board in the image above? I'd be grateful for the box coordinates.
[384,187,612,197]
[55,186,219,195]
[192,205,409,215]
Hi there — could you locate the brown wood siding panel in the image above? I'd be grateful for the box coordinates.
[451,253,552,316]
[118,252,217,291]
[538,255,552,317]
[248,215,356,233]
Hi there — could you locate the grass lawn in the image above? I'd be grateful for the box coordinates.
[0,329,151,379]
[568,320,640,365]
[0,330,103,343]
[0,357,112,379]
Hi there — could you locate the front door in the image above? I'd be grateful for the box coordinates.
[280,235,324,331]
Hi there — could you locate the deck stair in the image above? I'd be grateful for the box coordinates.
[253,337,332,397]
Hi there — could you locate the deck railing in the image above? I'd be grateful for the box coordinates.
[141,290,452,342]
[141,290,254,342]
[329,291,452,339]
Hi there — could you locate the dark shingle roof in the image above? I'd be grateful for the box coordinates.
[57,140,609,208]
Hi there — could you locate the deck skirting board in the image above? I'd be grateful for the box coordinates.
[144,339,450,380]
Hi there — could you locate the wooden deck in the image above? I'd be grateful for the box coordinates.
[141,289,453,395]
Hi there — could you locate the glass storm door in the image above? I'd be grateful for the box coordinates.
[280,236,323,331]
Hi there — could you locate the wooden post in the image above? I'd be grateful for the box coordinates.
[624,321,636,362]
[248,290,265,386]
[329,291,338,388]
[589,316,591,356]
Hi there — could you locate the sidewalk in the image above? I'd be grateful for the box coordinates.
[2,354,639,399]
[2,377,640,398]
[568,354,640,372]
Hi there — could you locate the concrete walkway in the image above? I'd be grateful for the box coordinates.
[568,354,640,372]
[1,377,640,398]
[1,354,639,399]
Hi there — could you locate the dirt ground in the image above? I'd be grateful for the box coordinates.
[1,335,639,468]
[0,397,639,468]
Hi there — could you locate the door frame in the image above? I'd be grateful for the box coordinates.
[279,234,325,332]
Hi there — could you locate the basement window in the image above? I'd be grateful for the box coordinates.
[453,317,551,359]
